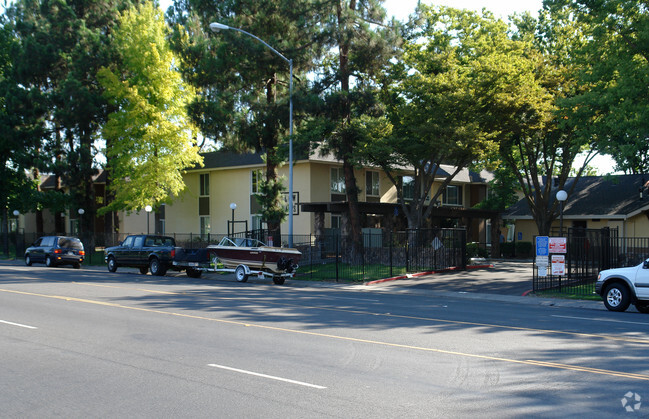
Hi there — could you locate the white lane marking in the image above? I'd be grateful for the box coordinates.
[330,296,379,302]
[552,315,649,326]
[208,363,326,389]
[0,320,37,329]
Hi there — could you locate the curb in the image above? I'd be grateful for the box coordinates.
[364,264,495,286]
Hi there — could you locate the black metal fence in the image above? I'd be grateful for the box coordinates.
[293,228,467,282]
[533,227,649,297]
[4,228,468,282]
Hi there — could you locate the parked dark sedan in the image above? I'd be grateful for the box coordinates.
[25,236,85,268]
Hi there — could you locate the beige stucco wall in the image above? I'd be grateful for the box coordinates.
[623,214,649,237]
[120,209,150,234]
[511,217,648,241]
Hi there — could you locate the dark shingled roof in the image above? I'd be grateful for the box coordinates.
[504,174,649,219]
[197,151,265,169]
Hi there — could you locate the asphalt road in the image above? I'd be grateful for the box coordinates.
[1,262,649,418]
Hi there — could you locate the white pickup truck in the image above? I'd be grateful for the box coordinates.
[596,259,649,312]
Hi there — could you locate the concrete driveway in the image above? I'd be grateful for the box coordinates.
[368,261,534,296]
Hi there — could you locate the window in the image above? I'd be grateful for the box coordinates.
[401,176,415,200]
[251,169,264,194]
[158,204,166,234]
[199,173,210,196]
[366,171,379,196]
[134,236,144,248]
[331,215,341,230]
[200,216,211,236]
[443,185,462,206]
[199,174,210,216]
[122,236,135,248]
[70,219,79,235]
[252,214,265,231]
[331,167,345,194]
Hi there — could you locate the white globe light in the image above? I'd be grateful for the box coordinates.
[145,205,152,213]
[556,190,568,202]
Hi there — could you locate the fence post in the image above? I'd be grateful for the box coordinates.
[405,241,409,272]
[389,231,393,278]
[335,237,339,282]
[460,229,467,270]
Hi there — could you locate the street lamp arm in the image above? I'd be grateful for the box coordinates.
[209,22,290,65]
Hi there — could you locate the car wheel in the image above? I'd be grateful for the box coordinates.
[45,256,55,268]
[186,268,202,278]
[235,266,248,283]
[25,255,32,266]
[634,302,649,314]
[272,276,285,285]
[603,282,631,312]
[150,258,167,276]
[73,263,81,269]
[139,267,148,275]
[107,256,117,273]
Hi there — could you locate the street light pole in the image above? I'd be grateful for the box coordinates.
[145,205,152,235]
[210,22,294,247]
[556,190,568,236]
[77,208,85,236]
[229,203,237,236]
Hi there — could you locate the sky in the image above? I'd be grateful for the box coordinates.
[383,0,543,20]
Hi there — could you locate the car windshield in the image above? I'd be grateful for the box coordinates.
[59,238,83,249]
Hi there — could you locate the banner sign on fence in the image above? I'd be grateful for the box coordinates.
[549,237,567,254]
[536,236,549,256]
[551,255,565,275]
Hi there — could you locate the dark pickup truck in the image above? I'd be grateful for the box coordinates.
[104,234,206,277]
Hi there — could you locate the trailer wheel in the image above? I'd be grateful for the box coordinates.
[235,266,248,282]
[186,268,202,278]
[273,276,285,285]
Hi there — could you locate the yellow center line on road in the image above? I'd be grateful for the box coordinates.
[71,281,649,345]
[2,286,649,382]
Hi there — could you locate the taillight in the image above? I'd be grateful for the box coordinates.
[79,250,85,256]
[54,249,62,254]
[171,249,175,258]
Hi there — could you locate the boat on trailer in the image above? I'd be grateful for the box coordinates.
[173,237,301,284]
[207,237,301,274]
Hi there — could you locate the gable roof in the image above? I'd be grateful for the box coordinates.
[504,174,649,220]
[193,151,494,183]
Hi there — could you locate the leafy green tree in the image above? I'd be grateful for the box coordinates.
[98,2,203,213]
[4,0,139,236]
[363,6,499,230]
[301,0,401,257]
[474,8,597,236]
[544,0,649,174]
[168,0,325,243]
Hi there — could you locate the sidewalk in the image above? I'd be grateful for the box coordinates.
[0,258,606,310]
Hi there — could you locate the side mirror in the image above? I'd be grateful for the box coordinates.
[644,260,649,269]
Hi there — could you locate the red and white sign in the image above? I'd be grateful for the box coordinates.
[552,255,565,275]
[549,237,567,254]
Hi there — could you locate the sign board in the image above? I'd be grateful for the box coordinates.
[536,236,549,256]
[551,255,565,275]
[549,237,567,254]
[536,256,548,266]
[538,265,548,277]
